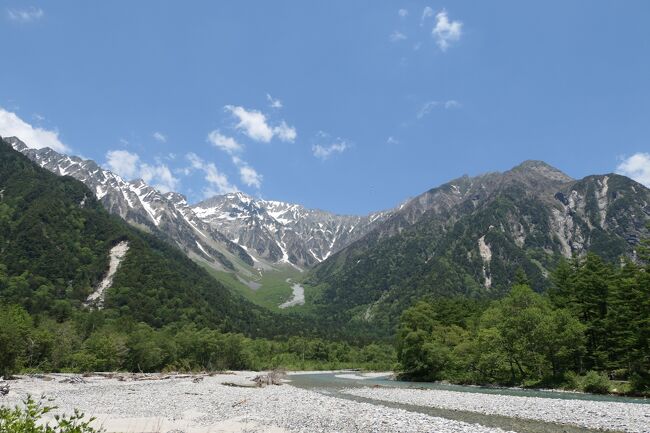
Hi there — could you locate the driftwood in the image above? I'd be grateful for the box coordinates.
[222,381,257,388]
[0,383,9,396]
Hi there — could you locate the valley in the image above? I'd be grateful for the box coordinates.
[2,4,648,432]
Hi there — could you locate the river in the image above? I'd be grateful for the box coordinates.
[287,372,649,433]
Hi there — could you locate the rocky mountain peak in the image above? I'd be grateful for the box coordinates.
[508,160,574,184]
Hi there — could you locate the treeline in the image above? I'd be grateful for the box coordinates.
[397,243,650,395]
[0,307,395,377]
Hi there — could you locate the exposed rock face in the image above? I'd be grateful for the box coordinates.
[192,192,391,268]
[8,137,391,271]
[309,160,650,326]
[7,137,253,273]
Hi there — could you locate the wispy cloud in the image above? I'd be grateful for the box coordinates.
[444,100,461,109]
[389,31,407,42]
[417,100,461,119]
[616,153,650,187]
[232,156,262,189]
[207,130,243,154]
[0,107,69,152]
[420,6,434,26]
[387,136,399,145]
[106,150,140,179]
[7,7,43,23]
[207,128,262,189]
[266,93,283,109]
[152,131,167,143]
[105,149,179,192]
[433,10,462,51]
[398,9,408,18]
[225,105,296,143]
[417,101,440,119]
[186,153,237,197]
[312,133,349,160]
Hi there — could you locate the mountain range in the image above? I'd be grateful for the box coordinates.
[308,160,650,328]
[7,137,386,276]
[5,136,650,331]
[0,136,303,338]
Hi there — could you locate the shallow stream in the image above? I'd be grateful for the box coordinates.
[288,372,648,433]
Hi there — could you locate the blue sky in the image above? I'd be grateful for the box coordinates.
[1,1,649,214]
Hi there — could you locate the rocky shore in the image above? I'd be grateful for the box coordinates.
[344,386,649,433]
[2,372,647,433]
[1,373,509,433]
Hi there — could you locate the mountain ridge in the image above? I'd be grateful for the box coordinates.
[307,161,650,330]
[7,137,392,272]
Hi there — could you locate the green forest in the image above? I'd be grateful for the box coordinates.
[0,139,394,377]
[1,138,649,398]
[396,248,650,395]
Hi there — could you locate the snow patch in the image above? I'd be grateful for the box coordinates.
[195,241,211,258]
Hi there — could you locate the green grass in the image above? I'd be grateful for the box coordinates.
[199,263,316,313]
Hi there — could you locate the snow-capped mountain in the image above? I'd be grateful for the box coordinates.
[7,136,391,271]
[193,193,391,268]
[7,137,254,273]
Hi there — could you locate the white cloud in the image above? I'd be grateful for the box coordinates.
[7,7,43,23]
[186,152,237,197]
[207,130,261,188]
[208,130,243,154]
[274,120,297,142]
[389,31,407,42]
[231,155,262,189]
[266,93,283,109]
[139,163,178,192]
[417,100,461,118]
[398,9,408,18]
[432,10,462,51]
[152,131,167,143]
[445,100,461,109]
[387,136,399,145]
[421,6,434,25]
[0,107,70,152]
[312,138,349,160]
[105,149,179,192]
[225,105,273,142]
[417,101,440,119]
[239,165,262,188]
[106,150,141,179]
[616,153,650,187]
[225,105,296,143]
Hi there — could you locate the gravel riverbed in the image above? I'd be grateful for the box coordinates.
[1,373,512,433]
[343,386,650,433]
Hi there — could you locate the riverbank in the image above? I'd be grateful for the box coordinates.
[2,371,647,433]
[344,385,649,433]
[0,372,508,433]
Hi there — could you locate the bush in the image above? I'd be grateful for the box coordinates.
[629,370,650,394]
[0,395,101,433]
[581,371,611,394]
[561,371,581,391]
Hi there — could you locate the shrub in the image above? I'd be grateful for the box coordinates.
[581,371,611,394]
[560,371,580,391]
[0,395,101,433]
